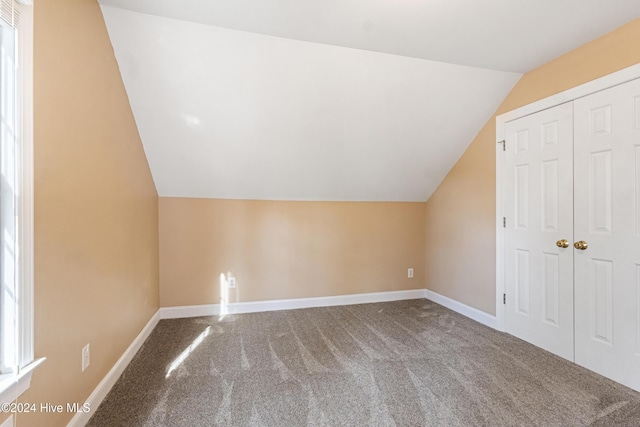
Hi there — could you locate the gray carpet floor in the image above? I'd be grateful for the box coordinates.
[87,299,640,426]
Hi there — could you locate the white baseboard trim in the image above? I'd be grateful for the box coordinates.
[67,310,161,427]
[424,289,496,329]
[160,289,427,319]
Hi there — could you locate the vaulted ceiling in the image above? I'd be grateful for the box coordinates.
[98,0,640,201]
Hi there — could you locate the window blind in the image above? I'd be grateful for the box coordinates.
[0,0,19,27]
[0,0,31,28]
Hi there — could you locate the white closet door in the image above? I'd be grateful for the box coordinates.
[574,78,640,391]
[504,102,575,361]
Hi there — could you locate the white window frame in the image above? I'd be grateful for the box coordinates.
[0,0,44,405]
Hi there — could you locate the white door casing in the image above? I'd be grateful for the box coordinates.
[498,72,640,393]
[504,102,575,361]
[497,62,640,335]
[573,78,640,392]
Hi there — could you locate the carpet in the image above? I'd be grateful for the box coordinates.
[87,299,640,426]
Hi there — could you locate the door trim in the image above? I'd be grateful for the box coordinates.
[495,62,640,332]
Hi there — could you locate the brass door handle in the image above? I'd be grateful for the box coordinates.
[574,240,588,250]
[556,239,569,248]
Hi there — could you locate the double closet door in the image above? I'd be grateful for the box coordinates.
[504,78,640,392]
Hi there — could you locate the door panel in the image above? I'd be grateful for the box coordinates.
[504,102,574,361]
[574,78,640,391]
[542,252,560,325]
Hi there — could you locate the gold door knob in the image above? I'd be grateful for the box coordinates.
[556,239,569,248]
[574,240,588,250]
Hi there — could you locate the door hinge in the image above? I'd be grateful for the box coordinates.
[498,140,505,151]
[503,217,506,228]
[503,293,506,304]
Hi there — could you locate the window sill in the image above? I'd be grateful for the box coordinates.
[0,358,45,404]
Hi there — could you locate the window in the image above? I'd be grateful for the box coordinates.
[0,10,18,375]
[0,0,41,403]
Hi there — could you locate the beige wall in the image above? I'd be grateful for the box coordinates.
[425,18,640,315]
[160,198,425,306]
[18,1,159,426]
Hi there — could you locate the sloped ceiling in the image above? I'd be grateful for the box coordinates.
[98,1,640,201]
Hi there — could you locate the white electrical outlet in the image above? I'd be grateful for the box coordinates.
[227,276,236,288]
[408,268,414,278]
[82,344,90,372]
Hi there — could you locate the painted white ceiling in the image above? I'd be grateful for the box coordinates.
[98,1,640,201]
[99,0,640,73]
